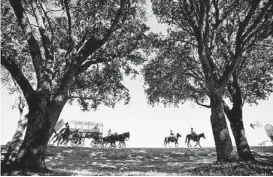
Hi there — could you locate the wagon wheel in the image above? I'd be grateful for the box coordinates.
[75,138,85,147]
[98,141,103,148]
[90,140,98,148]
[70,140,76,147]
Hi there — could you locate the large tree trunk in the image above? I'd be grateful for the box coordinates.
[210,93,233,162]
[2,94,67,174]
[223,73,255,161]
[15,109,51,172]
[227,107,255,161]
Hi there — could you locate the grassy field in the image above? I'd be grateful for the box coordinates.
[1,146,273,175]
[40,146,273,176]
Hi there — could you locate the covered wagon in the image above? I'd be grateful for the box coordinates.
[70,120,103,147]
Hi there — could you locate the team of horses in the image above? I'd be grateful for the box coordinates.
[50,129,130,148]
[164,133,206,147]
[50,128,205,148]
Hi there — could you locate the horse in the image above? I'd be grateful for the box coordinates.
[164,133,181,147]
[102,134,117,148]
[52,129,81,146]
[115,132,130,148]
[185,133,205,147]
[50,132,63,146]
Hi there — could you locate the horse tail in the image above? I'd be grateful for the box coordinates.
[185,135,188,143]
[164,137,167,145]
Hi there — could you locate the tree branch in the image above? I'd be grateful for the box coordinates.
[30,0,54,71]
[63,0,73,54]
[67,96,102,101]
[1,55,35,103]
[218,0,261,88]
[77,58,108,74]
[9,0,43,82]
[195,98,211,108]
[77,0,126,61]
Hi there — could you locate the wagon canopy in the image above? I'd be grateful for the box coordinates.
[69,120,103,133]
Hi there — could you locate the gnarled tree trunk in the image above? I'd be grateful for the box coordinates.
[223,73,255,161]
[210,93,233,162]
[226,106,255,161]
[2,93,67,174]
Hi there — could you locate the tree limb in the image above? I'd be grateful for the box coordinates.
[9,0,43,82]
[1,55,35,103]
[77,0,126,61]
[195,98,211,108]
[218,0,261,88]
[30,0,54,72]
[63,0,74,54]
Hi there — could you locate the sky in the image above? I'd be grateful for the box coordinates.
[1,2,273,148]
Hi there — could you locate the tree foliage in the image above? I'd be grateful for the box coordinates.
[143,0,273,107]
[1,0,151,111]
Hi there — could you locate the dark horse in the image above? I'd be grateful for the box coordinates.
[185,133,205,147]
[164,133,181,147]
[102,132,130,148]
[115,132,130,148]
[51,129,81,146]
[102,135,117,148]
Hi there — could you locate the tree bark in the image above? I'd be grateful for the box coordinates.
[2,93,67,174]
[227,107,255,161]
[223,74,255,161]
[14,96,51,172]
[210,93,233,162]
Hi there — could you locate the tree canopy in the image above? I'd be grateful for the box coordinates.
[143,0,273,107]
[1,0,151,111]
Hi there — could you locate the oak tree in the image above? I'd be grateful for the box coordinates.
[1,0,150,172]
[145,0,273,161]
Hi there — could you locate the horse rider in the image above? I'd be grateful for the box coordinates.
[191,127,197,139]
[108,129,112,136]
[60,122,70,140]
[170,130,175,138]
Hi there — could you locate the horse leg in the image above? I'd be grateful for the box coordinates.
[175,140,179,147]
[59,138,65,146]
[52,138,58,146]
[198,141,202,148]
[122,141,126,148]
[188,140,191,148]
[56,138,61,147]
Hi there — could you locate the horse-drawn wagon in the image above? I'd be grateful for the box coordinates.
[70,120,103,147]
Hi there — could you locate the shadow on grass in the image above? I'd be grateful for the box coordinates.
[184,161,273,176]
[2,146,273,176]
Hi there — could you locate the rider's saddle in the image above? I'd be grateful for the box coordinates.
[191,134,197,141]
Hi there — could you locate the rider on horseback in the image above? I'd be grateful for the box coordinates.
[108,129,112,136]
[170,130,175,139]
[191,128,197,140]
[59,122,70,141]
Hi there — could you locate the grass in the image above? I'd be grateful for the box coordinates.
[43,146,273,176]
[2,146,273,175]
